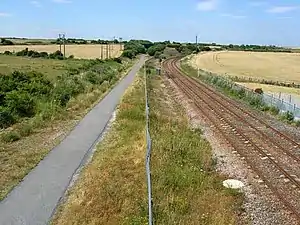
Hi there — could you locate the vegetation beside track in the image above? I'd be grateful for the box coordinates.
[181,58,299,126]
[0,56,134,200]
[148,64,242,224]
[52,71,148,225]
[51,61,242,224]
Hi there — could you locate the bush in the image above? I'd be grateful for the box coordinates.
[19,123,34,137]
[40,52,49,58]
[52,75,86,106]
[3,50,12,55]
[269,106,280,115]
[5,90,36,117]
[0,107,16,128]
[122,50,135,59]
[280,111,294,123]
[2,131,21,143]
[0,38,14,45]
[112,57,122,63]
[16,48,29,56]
[68,55,74,59]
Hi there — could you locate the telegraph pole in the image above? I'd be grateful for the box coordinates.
[101,44,103,59]
[106,42,109,59]
[58,33,66,58]
[119,37,123,51]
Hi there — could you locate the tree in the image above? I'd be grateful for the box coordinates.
[0,38,14,45]
[121,50,135,59]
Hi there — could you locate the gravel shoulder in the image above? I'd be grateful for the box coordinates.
[164,75,298,225]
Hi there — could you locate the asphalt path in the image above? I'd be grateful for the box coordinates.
[0,55,145,225]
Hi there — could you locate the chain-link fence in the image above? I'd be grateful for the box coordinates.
[144,62,153,225]
[197,68,300,120]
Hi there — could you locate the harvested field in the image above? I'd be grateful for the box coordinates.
[190,51,300,83]
[0,44,123,59]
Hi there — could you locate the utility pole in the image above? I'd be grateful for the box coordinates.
[119,37,123,51]
[106,42,109,59]
[58,33,66,58]
[100,44,103,59]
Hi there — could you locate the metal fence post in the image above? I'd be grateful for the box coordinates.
[144,61,153,225]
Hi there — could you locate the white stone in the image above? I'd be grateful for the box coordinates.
[223,179,245,189]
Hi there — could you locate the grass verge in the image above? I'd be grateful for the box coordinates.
[0,59,135,200]
[52,64,241,225]
[52,72,148,225]
[149,71,241,224]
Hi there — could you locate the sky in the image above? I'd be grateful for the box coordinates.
[0,0,300,46]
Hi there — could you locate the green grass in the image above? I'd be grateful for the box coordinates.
[0,57,134,200]
[0,55,90,80]
[148,73,241,225]
[52,64,241,225]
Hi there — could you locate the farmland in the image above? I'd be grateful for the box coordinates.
[0,44,123,59]
[0,55,90,79]
[189,51,300,84]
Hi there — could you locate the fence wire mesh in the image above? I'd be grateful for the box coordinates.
[198,68,300,119]
[144,62,153,225]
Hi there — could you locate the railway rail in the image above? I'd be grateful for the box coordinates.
[163,57,300,222]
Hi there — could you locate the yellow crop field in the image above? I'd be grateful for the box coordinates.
[189,51,300,83]
[0,44,123,59]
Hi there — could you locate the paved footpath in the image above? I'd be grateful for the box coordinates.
[0,56,145,225]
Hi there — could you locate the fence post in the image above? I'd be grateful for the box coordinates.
[270,94,273,106]
[289,95,292,103]
[144,60,153,225]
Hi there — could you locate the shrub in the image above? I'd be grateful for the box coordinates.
[122,50,135,59]
[295,120,300,127]
[269,106,280,115]
[52,75,86,106]
[5,90,36,117]
[16,48,29,56]
[3,50,12,55]
[2,131,21,143]
[112,57,122,63]
[40,52,49,58]
[68,55,74,59]
[19,123,34,137]
[0,38,14,45]
[0,107,16,128]
[280,111,294,123]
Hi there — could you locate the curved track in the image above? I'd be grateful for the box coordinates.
[163,57,300,222]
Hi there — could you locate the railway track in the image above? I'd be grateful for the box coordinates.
[163,57,300,222]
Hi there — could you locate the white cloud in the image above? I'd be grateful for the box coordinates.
[30,1,42,7]
[53,0,72,3]
[266,6,299,13]
[221,13,246,19]
[0,12,12,17]
[196,0,218,11]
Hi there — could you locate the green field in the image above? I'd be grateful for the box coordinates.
[0,55,90,79]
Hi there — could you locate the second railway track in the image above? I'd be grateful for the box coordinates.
[163,57,300,222]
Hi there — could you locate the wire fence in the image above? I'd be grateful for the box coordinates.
[144,62,153,225]
[198,68,300,120]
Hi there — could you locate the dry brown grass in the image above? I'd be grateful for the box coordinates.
[190,51,300,83]
[0,44,123,59]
